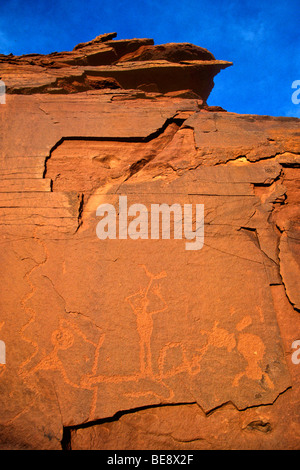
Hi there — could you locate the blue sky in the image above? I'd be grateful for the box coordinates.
[0,0,299,117]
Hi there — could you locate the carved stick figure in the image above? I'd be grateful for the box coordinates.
[126,266,167,377]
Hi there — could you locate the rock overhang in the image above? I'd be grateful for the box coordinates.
[0,32,232,101]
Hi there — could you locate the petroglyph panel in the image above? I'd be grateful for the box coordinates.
[1,93,299,448]
[0,184,290,429]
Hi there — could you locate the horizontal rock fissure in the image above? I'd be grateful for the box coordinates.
[206,386,292,417]
[42,116,188,182]
[61,401,198,450]
[61,386,292,450]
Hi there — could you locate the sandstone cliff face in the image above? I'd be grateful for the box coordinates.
[0,34,299,450]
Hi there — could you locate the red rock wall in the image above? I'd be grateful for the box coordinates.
[0,34,299,450]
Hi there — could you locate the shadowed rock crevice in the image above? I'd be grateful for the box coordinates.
[61,401,198,450]
[43,117,187,193]
[61,386,292,450]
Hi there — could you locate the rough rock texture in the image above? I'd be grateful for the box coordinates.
[0,32,231,100]
[0,34,299,450]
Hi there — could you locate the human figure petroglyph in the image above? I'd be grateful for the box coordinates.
[231,315,274,389]
[233,333,274,389]
[125,265,167,377]
[22,317,106,390]
[199,318,274,389]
